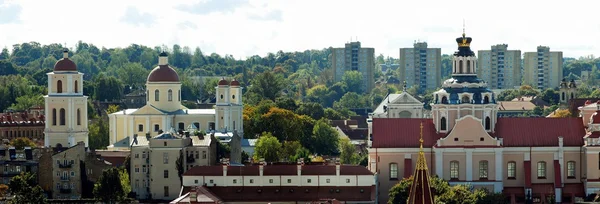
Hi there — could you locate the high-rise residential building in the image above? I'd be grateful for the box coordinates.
[477,44,522,89]
[523,46,563,89]
[399,42,442,92]
[331,41,375,93]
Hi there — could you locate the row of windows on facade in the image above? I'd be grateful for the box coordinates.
[191,178,353,185]
[136,122,209,133]
[454,60,476,74]
[3,165,24,173]
[388,161,577,180]
[133,151,207,161]
[50,108,82,126]
[437,95,492,105]
[56,183,75,190]
[2,129,44,139]
[56,171,77,178]
[54,80,79,94]
[147,89,181,102]
[438,116,492,131]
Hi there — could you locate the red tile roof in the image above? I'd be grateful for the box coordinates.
[495,117,585,147]
[371,118,444,148]
[183,165,373,176]
[194,186,374,202]
[554,160,562,188]
[569,98,600,116]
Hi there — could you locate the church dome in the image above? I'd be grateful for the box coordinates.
[218,78,229,86]
[54,49,77,71]
[147,52,180,82]
[230,79,240,87]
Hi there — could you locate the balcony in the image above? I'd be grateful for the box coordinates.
[186,156,196,163]
[59,163,72,168]
[60,176,70,181]
[59,188,72,194]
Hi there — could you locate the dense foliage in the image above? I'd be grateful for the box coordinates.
[93,167,131,203]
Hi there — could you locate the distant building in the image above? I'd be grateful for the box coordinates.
[331,41,375,93]
[477,44,522,89]
[172,162,376,203]
[0,111,45,143]
[497,101,536,117]
[523,46,563,89]
[122,89,146,109]
[379,61,399,74]
[399,42,442,92]
[372,84,424,119]
[0,146,39,184]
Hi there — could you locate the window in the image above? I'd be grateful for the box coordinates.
[461,95,470,103]
[163,152,169,164]
[326,179,330,183]
[479,161,488,179]
[164,141,167,146]
[269,179,273,183]
[164,170,169,178]
[77,109,81,126]
[195,179,199,184]
[307,179,312,183]
[178,122,185,131]
[483,95,490,104]
[143,166,146,172]
[459,60,463,73]
[142,152,146,158]
[135,153,139,158]
[74,80,78,93]
[52,108,57,126]
[147,90,149,101]
[195,151,199,159]
[178,90,181,101]
[507,161,516,179]
[485,117,491,130]
[287,179,291,183]
[168,89,173,101]
[567,161,576,178]
[164,186,169,197]
[450,161,459,179]
[155,89,160,101]
[135,167,139,173]
[135,179,139,188]
[138,124,143,132]
[59,108,66,125]
[209,179,214,184]
[193,122,200,130]
[440,117,447,131]
[441,96,448,104]
[389,163,398,179]
[467,60,471,73]
[249,179,254,184]
[346,179,350,183]
[233,179,237,184]
[154,124,159,132]
[537,161,546,178]
[57,80,63,93]
[202,151,207,159]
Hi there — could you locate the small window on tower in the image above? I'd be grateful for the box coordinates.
[232,95,235,99]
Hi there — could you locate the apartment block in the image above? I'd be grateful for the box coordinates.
[399,42,442,92]
[523,46,563,89]
[331,42,375,93]
[477,44,522,89]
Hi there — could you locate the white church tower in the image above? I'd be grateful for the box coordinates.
[44,49,89,147]
[215,78,243,134]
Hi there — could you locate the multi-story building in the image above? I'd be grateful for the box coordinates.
[51,142,85,199]
[44,49,89,148]
[371,84,424,119]
[331,41,375,93]
[171,162,376,203]
[399,42,442,92]
[477,44,522,89]
[0,112,45,142]
[129,131,216,200]
[0,146,39,184]
[369,32,590,204]
[523,46,563,89]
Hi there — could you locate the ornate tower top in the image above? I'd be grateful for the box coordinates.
[407,122,434,204]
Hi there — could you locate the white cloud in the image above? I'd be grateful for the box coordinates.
[0,0,598,59]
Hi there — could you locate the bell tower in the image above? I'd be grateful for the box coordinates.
[44,49,89,147]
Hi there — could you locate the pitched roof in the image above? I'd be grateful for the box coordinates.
[176,186,374,202]
[371,118,444,148]
[569,98,600,116]
[498,101,536,111]
[494,117,585,147]
[183,165,373,176]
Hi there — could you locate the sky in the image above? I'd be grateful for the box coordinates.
[1,0,599,59]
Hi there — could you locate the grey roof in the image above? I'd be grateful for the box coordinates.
[153,132,181,139]
[112,136,131,148]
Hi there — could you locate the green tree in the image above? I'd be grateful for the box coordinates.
[290,147,312,163]
[0,60,17,75]
[94,74,123,101]
[116,62,148,87]
[339,137,359,164]
[296,102,325,120]
[9,137,36,150]
[312,119,339,155]
[248,71,286,101]
[389,175,452,204]
[281,141,302,161]
[275,97,298,111]
[324,108,345,120]
[93,168,129,203]
[538,89,560,105]
[334,92,367,109]
[342,71,363,93]
[89,118,109,150]
[253,132,282,162]
[8,172,46,204]
[9,94,44,111]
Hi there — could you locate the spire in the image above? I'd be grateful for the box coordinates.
[407,122,434,204]
[462,19,466,38]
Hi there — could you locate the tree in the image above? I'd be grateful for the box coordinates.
[334,92,367,109]
[94,74,123,101]
[312,119,339,155]
[0,60,17,76]
[89,118,109,150]
[281,141,302,161]
[106,104,120,114]
[538,89,560,105]
[342,71,363,93]
[93,168,129,203]
[253,132,282,162]
[275,97,298,112]
[116,62,148,87]
[9,94,44,112]
[550,109,571,118]
[290,147,312,163]
[248,71,286,101]
[0,184,7,197]
[339,137,359,164]
[9,137,36,150]
[8,172,46,204]
[296,102,325,120]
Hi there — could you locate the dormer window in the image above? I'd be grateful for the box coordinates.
[483,95,490,104]
[461,95,470,103]
[441,96,448,104]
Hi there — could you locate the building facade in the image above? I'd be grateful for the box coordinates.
[0,112,45,142]
[130,131,216,200]
[44,49,89,148]
[0,146,39,184]
[399,42,442,92]
[51,142,85,199]
[477,44,522,89]
[523,46,563,89]
[331,41,375,93]
[108,53,243,150]
[371,84,424,119]
[369,33,588,204]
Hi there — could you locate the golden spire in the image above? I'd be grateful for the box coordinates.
[407,121,434,204]
[417,122,427,170]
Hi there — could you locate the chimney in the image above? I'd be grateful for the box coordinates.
[222,163,228,177]
[63,48,69,59]
[558,136,564,148]
[159,52,168,66]
[259,161,264,176]
[335,158,341,176]
[190,189,198,201]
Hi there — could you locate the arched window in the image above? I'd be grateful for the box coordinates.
[485,117,491,130]
[146,90,149,101]
[155,89,160,101]
[440,117,447,131]
[567,161,576,178]
[479,161,488,179]
[52,108,57,126]
[507,161,516,179]
[74,80,78,93]
[462,95,470,103]
[571,92,574,100]
[483,95,490,104]
[77,109,81,126]
[168,89,173,101]
[57,80,63,93]
[537,161,546,178]
[467,60,471,73]
[59,108,66,126]
[389,163,398,179]
[441,96,448,104]
[450,161,459,179]
[459,60,463,73]
[178,90,181,101]
[562,92,565,101]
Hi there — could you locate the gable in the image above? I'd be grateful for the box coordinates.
[438,115,498,147]
[129,105,165,115]
[390,92,422,105]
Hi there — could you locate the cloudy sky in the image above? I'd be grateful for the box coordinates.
[1,0,599,59]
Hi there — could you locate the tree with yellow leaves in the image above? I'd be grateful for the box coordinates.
[550,109,571,118]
